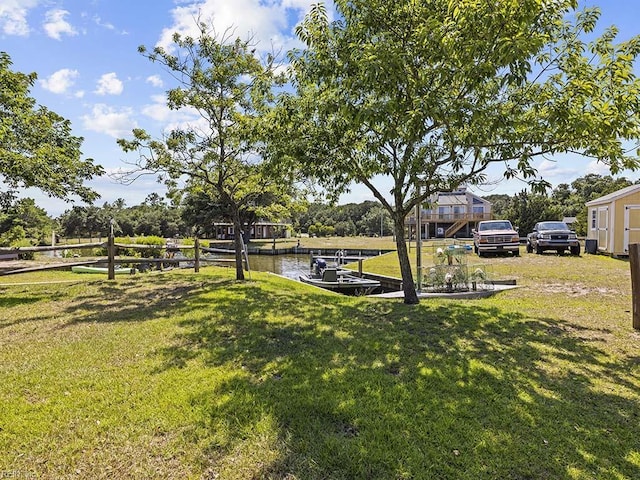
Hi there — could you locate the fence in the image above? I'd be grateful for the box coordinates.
[0,236,247,280]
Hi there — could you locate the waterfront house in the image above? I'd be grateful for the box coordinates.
[406,187,492,239]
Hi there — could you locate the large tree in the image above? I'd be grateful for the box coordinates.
[118,24,298,280]
[274,1,640,303]
[0,197,53,246]
[0,52,103,202]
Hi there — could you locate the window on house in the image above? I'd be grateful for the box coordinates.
[591,210,596,229]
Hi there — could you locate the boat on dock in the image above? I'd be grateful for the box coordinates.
[299,256,380,295]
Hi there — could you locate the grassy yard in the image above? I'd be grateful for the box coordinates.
[1,249,639,479]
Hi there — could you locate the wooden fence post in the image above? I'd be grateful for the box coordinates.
[194,237,200,273]
[629,243,640,330]
[107,234,115,280]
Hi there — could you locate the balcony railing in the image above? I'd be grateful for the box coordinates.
[405,212,493,224]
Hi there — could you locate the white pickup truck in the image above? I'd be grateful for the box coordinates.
[472,220,520,257]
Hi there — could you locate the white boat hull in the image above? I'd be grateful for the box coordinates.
[299,272,380,294]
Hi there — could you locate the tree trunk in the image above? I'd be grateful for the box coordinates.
[393,214,419,304]
[232,214,245,281]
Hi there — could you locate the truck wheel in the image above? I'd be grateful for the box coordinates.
[570,245,581,256]
[536,245,544,255]
[526,242,533,253]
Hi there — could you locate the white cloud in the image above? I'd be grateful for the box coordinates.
[81,104,137,138]
[39,68,79,94]
[146,75,164,88]
[43,9,77,40]
[141,94,175,122]
[93,15,114,30]
[0,0,40,36]
[141,94,207,135]
[156,0,316,55]
[94,72,124,96]
[586,159,613,176]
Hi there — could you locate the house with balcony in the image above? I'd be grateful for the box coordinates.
[406,187,492,239]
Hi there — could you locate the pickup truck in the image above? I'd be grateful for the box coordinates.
[473,220,520,257]
[526,221,580,255]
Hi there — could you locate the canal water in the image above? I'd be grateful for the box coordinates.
[244,254,312,280]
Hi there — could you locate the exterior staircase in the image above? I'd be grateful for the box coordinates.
[445,219,468,238]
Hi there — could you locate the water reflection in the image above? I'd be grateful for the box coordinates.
[249,254,312,279]
[213,254,311,280]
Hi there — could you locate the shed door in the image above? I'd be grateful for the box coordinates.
[624,205,640,253]
[597,207,609,251]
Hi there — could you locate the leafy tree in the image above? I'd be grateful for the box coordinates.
[0,197,53,245]
[0,52,103,202]
[58,196,187,241]
[359,205,393,237]
[275,1,640,303]
[483,194,513,219]
[294,200,382,235]
[57,205,109,241]
[504,191,561,236]
[58,206,87,241]
[570,174,633,204]
[334,220,357,237]
[295,202,330,233]
[0,225,27,247]
[118,24,296,280]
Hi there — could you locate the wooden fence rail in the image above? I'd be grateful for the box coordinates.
[0,236,245,279]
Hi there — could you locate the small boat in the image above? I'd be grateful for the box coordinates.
[299,267,380,295]
[71,266,135,274]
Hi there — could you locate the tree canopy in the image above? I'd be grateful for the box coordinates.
[118,24,300,280]
[0,52,103,202]
[274,0,640,303]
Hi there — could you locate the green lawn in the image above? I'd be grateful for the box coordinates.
[1,250,639,479]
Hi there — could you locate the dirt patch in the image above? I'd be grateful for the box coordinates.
[541,283,621,296]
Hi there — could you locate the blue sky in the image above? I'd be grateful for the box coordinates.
[1,0,639,216]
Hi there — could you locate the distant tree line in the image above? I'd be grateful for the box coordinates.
[295,201,394,237]
[57,193,187,241]
[0,174,637,247]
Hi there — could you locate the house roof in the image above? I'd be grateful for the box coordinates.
[436,194,468,205]
[435,190,491,206]
[585,184,640,206]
